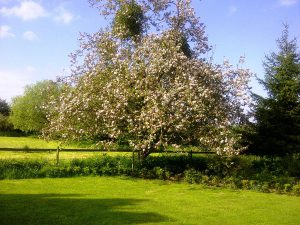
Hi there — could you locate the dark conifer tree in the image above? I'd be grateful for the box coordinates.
[247,24,300,156]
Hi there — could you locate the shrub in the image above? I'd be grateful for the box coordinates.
[184,169,202,184]
[292,183,300,196]
[261,182,271,193]
[241,180,251,190]
[0,159,48,179]
[0,154,299,195]
[284,183,293,193]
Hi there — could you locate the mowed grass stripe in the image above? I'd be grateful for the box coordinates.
[0,136,59,149]
[0,150,131,161]
[0,177,299,225]
[0,137,94,149]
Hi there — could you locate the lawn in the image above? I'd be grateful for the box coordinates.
[0,177,299,225]
[0,150,121,161]
[0,136,60,149]
[0,136,98,150]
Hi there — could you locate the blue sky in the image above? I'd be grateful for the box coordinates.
[0,0,299,102]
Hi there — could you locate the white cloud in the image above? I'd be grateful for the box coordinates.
[279,0,299,6]
[54,6,74,25]
[0,25,15,39]
[0,0,47,21]
[228,5,237,15]
[0,67,36,102]
[23,30,38,41]
[0,1,76,25]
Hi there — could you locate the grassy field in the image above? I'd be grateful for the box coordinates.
[0,177,299,225]
[0,150,128,161]
[0,136,96,149]
[0,136,61,149]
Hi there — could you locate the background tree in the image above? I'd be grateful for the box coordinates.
[0,98,10,116]
[10,80,61,133]
[245,25,300,156]
[0,98,13,132]
[44,0,252,157]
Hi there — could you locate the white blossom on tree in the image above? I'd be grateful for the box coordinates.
[43,0,252,157]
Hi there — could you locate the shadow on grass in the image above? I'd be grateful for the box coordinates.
[0,194,169,225]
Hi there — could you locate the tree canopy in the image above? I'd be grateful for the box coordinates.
[10,80,61,133]
[44,0,252,157]
[0,98,12,132]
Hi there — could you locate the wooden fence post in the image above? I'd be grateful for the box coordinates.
[189,150,193,160]
[138,150,141,163]
[132,150,135,171]
[56,146,60,166]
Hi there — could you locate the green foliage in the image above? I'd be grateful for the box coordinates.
[0,130,26,137]
[10,80,61,133]
[113,1,144,40]
[292,183,300,194]
[0,156,132,179]
[179,34,193,58]
[184,168,202,184]
[0,98,10,116]
[0,159,48,179]
[0,114,13,132]
[0,98,13,132]
[0,153,299,195]
[246,25,300,156]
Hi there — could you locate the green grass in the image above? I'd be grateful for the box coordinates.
[0,136,60,149]
[0,177,299,225]
[0,136,103,149]
[0,137,201,152]
[0,151,132,161]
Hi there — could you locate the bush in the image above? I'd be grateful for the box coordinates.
[184,169,202,184]
[0,159,48,179]
[0,114,13,132]
[292,183,300,195]
[0,154,299,195]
